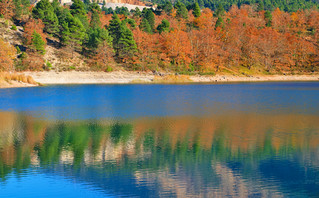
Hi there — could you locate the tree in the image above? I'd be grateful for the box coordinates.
[264,11,272,27]
[0,38,16,71]
[215,17,224,29]
[85,27,113,53]
[31,31,46,54]
[175,2,188,19]
[157,19,170,33]
[0,0,15,19]
[108,14,137,61]
[117,23,137,61]
[143,9,155,31]
[32,0,59,35]
[214,4,225,17]
[193,2,201,18]
[12,0,29,20]
[24,18,46,46]
[59,12,86,52]
[139,18,152,33]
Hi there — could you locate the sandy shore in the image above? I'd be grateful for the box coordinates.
[21,71,319,85]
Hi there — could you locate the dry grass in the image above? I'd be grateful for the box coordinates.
[0,72,38,87]
[153,75,193,83]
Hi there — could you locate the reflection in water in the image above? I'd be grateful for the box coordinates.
[0,112,319,197]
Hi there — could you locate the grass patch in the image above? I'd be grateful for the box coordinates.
[153,75,192,83]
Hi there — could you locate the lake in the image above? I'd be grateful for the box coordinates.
[0,82,319,197]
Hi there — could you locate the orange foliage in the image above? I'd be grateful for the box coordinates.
[162,28,193,68]
[24,18,46,45]
[0,0,15,19]
[0,39,16,71]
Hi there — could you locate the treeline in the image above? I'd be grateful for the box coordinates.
[153,0,318,13]
[0,0,318,74]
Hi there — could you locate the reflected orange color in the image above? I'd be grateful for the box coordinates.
[132,113,319,151]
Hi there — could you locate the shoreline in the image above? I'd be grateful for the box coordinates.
[24,71,319,85]
[1,71,318,88]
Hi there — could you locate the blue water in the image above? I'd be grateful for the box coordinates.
[0,82,318,119]
[0,82,319,197]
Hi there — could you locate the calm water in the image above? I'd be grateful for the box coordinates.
[0,82,319,197]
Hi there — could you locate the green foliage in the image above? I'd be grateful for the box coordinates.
[16,46,21,54]
[11,25,17,31]
[85,27,113,52]
[59,11,86,50]
[117,23,137,60]
[132,7,141,17]
[32,0,59,35]
[264,10,272,27]
[143,9,155,31]
[193,2,201,18]
[46,61,52,70]
[214,4,225,17]
[70,0,87,16]
[215,16,224,29]
[160,1,173,15]
[150,0,318,12]
[125,18,137,29]
[140,18,152,33]
[31,31,46,55]
[13,0,30,19]
[175,2,188,19]
[157,19,170,34]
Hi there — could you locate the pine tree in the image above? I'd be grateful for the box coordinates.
[264,11,272,27]
[175,2,188,19]
[32,0,59,35]
[31,31,46,55]
[59,12,86,52]
[117,23,137,60]
[144,9,155,31]
[139,18,152,33]
[215,17,224,29]
[193,2,201,18]
[157,19,170,34]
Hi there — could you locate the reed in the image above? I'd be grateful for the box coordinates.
[0,72,38,85]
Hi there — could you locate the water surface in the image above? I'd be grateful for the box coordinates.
[0,82,319,197]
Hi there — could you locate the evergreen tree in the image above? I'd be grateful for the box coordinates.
[117,23,137,60]
[59,12,86,51]
[144,9,155,31]
[215,16,224,29]
[70,0,86,16]
[193,2,201,17]
[139,18,152,33]
[89,3,102,28]
[85,27,112,52]
[108,14,137,60]
[32,0,59,35]
[157,19,170,34]
[264,10,272,27]
[214,4,225,17]
[162,1,173,15]
[31,31,46,54]
[175,2,188,19]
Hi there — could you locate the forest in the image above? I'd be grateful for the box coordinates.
[0,0,318,75]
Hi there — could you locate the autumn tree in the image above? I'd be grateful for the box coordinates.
[0,39,16,71]
[0,0,15,19]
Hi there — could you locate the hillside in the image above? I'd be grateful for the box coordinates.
[0,0,318,77]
